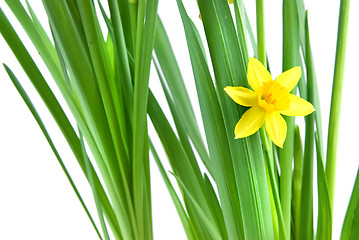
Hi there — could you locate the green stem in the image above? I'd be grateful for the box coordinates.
[280,0,300,238]
[260,128,286,240]
[256,0,265,64]
[326,0,350,212]
[293,126,303,240]
[299,14,316,238]
[256,2,284,238]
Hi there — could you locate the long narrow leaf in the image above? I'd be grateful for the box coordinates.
[3,65,103,240]
[326,0,351,209]
[149,141,196,240]
[176,0,242,238]
[315,133,332,240]
[197,0,274,238]
[341,168,359,240]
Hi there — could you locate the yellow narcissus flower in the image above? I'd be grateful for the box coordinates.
[224,57,315,148]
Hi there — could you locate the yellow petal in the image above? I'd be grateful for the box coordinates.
[228,0,233,3]
[280,94,315,116]
[224,86,258,107]
[265,112,287,148]
[234,106,266,138]
[276,66,301,92]
[247,57,272,91]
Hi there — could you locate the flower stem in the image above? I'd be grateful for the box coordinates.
[326,0,350,212]
[256,1,285,239]
[281,0,300,238]
[256,0,265,64]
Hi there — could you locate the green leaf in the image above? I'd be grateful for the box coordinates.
[197,0,274,239]
[170,172,223,240]
[292,126,303,240]
[326,0,351,210]
[154,60,203,181]
[3,64,104,240]
[107,0,134,117]
[0,5,128,238]
[233,0,250,61]
[280,0,302,238]
[148,91,218,239]
[154,17,211,174]
[299,10,316,240]
[76,0,132,192]
[203,174,228,240]
[149,141,197,240]
[341,168,359,240]
[176,0,242,238]
[315,133,332,240]
[132,0,159,238]
[80,131,110,240]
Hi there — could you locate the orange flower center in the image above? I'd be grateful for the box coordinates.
[258,81,290,112]
[263,93,276,104]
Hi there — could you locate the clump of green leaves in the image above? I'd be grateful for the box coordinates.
[0,0,356,239]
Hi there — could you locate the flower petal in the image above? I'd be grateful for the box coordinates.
[280,94,315,116]
[224,86,258,107]
[275,66,301,92]
[247,57,272,91]
[265,112,287,148]
[234,106,266,138]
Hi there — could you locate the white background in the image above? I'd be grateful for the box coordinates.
[0,0,358,239]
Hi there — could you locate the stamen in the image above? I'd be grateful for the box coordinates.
[264,93,276,104]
